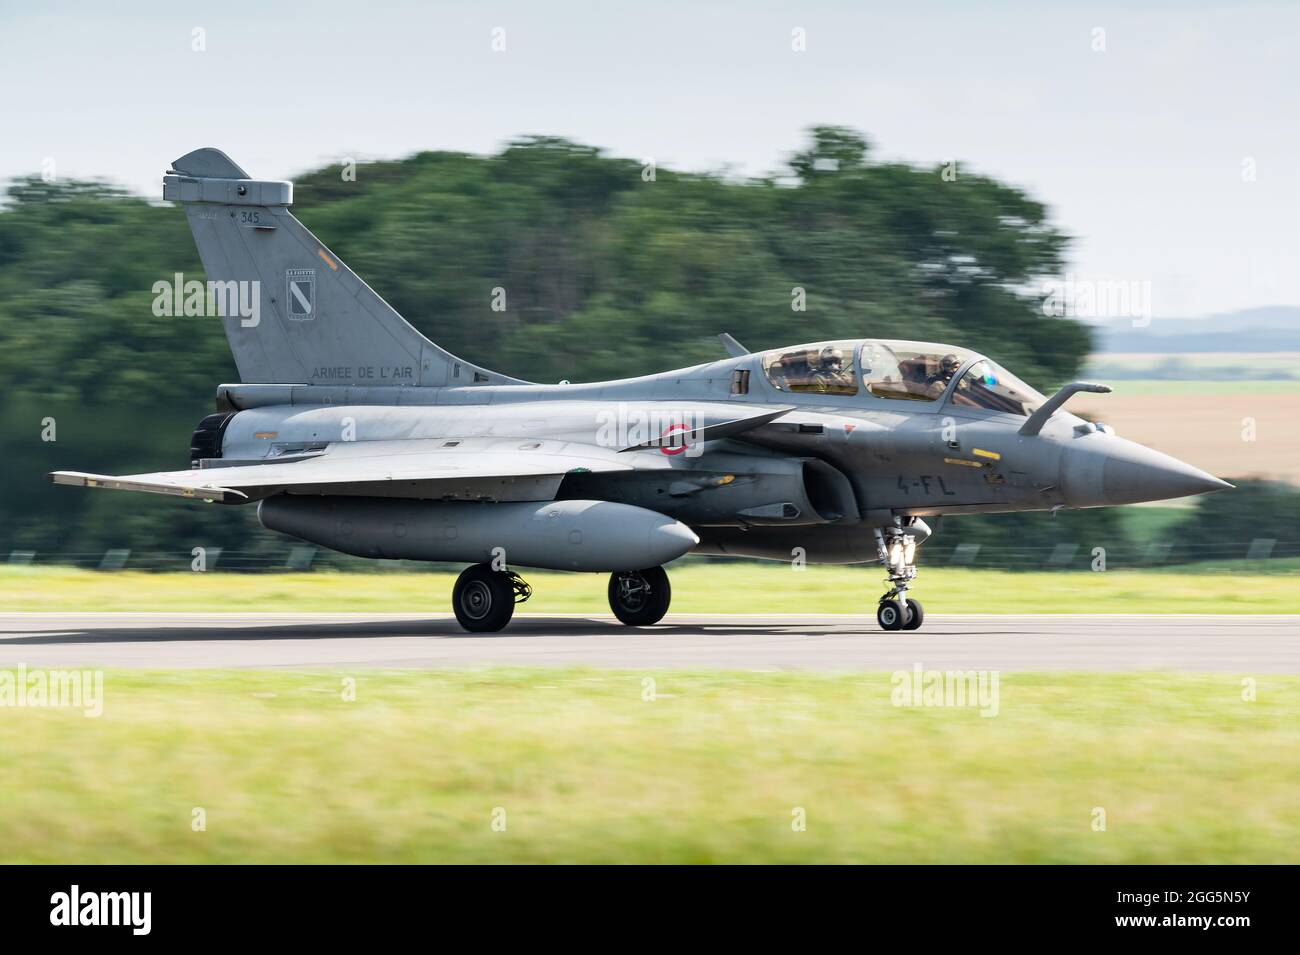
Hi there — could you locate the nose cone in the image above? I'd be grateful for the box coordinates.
[1062,436,1232,507]
[1103,442,1231,504]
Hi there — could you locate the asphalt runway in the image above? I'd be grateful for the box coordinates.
[0,613,1295,671]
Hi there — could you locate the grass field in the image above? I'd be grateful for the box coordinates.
[2,561,1299,614]
[1,669,1294,863]
[1083,352,1300,385]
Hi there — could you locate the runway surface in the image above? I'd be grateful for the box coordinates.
[0,613,1295,671]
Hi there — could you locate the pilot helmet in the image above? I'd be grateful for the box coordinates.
[940,353,963,376]
[819,346,844,370]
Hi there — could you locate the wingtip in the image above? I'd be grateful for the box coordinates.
[47,470,86,487]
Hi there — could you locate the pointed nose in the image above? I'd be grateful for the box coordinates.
[1103,442,1231,504]
[1062,437,1232,506]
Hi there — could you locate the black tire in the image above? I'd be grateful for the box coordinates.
[608,566,671,626]
[452,564,516,633]
[877,600,907,631]
[902,598,924,630]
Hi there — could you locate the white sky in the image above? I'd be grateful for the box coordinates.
[2,0,1296,317]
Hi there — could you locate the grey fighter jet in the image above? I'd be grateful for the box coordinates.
[50,149,1231,632]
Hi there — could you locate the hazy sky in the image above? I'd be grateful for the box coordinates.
[2,0,1296,317]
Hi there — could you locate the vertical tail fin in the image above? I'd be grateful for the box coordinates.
[163,147,523,387]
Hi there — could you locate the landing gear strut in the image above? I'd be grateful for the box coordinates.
[452,563,532,632]
[608,566,671,626]
[873,520,928,631]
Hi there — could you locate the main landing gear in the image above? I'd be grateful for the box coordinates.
[608,566,671,626]
[451,563,673,632]
[873,519,929,632]
[452,563,533,632]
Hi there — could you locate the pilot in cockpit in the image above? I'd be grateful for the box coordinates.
[808,346,850,393]
[924,353,964,396]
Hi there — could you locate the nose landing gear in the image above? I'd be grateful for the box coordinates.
[877,594,923,631]
[873,521,927,631]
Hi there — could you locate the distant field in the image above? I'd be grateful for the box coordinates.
[1072,380,1299,485]
[2,669,1295,863]
[1089,379,1300,396]
[4,562,1298,615]
[1084,351,1300,382]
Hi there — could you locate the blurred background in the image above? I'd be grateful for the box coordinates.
[1,0,1297,574]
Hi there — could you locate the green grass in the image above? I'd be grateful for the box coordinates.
[3,562,1298,615]
[1,669,1295,863]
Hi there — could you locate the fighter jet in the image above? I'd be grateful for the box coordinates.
[49,148,1231,631]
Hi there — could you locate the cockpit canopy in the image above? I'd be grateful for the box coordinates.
[761,341,860,396]
[950,358,1044,417]
[759,339,1046,415]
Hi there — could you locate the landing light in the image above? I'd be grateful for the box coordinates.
[888,538,917,570]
